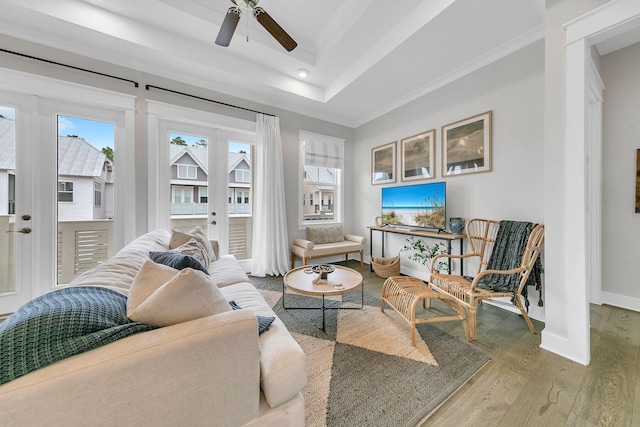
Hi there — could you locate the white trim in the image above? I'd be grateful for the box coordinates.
[540,330,590,366]
[553,0,640,366]
[600,291,640,312]
[0,68,135,111]
[587,59,604,306]
[147,101,255,134]
[564,0,640,46]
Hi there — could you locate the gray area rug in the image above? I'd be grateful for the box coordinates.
[251,274,490,427]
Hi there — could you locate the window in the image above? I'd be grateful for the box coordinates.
[299,131,344,225]
[198,187,208,203]
[177,164,197,179]
[94,182,102,207]
[58,181,74,202]
[236,190,249,204]
[235,169,250,183]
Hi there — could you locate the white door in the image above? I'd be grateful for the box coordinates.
[149,102,255,264]
[0,95,34,314]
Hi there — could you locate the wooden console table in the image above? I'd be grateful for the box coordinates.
[367,225,466,275]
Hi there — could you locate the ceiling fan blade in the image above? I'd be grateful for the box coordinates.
[215,7,241,47]
[253,7,297,52]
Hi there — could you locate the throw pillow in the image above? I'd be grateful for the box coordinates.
[169,227,217,263]
[128,268,230,327]
[306,226,345,244]
[228,300,275,335]
[149,251,209,275]
[172,238,211,267]
[127,260,179,314]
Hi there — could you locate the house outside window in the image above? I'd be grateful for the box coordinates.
[198,187,208,203]
[58,181,74,202]
[94,182,102,207]
[177,164,197,179]
[235,169,250,183]
[299,131,344,225]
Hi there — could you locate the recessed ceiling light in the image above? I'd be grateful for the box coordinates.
[297,69,309,79]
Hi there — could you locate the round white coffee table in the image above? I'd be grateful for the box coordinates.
[283,265,364,332]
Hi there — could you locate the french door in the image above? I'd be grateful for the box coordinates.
[148,103,255,266]
[0,69,134,314]
[0,94,34,314]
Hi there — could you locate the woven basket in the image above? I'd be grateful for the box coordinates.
[371,255,400,278]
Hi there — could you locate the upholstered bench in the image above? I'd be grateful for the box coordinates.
[290,226,366,267]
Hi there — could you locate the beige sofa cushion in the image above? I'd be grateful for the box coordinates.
[209,255,252,288]
[128,260,230,327]
[66,229,171,296]
[220,282,307,408]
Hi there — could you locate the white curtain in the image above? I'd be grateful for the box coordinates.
[251,114,290,276]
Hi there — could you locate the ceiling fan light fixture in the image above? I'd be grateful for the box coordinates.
[297,69,309,78]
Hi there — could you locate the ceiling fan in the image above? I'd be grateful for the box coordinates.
[215,0,297,52]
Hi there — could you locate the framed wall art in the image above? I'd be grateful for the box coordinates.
[371,141,396,185]
[401,129,435,182]
[441,111,492,176]
[636,149,640,213]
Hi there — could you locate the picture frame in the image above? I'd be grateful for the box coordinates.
[401,129,436,182]
[441,111,492,176]
[636,149,640,213]
[371,141,397,185]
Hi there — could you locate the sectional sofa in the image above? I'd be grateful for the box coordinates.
[0,229,307,427]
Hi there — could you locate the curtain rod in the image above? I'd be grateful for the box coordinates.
[145,84,275,117]
[0,48,139,88]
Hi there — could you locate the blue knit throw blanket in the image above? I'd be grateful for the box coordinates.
[0,286,156,385]
[476,221,543,310]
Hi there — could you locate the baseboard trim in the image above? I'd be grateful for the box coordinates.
[600,291,640,312]
[540,330,590,365]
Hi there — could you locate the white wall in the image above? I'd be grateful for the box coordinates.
[600,41,640,309]
[58,178,94,221]
[354,41,546,318]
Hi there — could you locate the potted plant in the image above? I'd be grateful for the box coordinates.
[401,236,450,274]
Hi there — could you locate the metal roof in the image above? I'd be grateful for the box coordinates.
[0,117,108,177]
[58,136,107,177]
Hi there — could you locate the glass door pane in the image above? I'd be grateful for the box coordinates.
[169,133,210,234]
[228,141,252,260]
[57,115,115,285]
[0,106,16,299]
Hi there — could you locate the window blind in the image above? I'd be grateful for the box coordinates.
[301,131,345,169]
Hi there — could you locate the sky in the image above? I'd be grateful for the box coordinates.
[58,116,115,150]
[0,107,250,154]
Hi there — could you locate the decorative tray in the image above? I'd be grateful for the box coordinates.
[311,264,335,274]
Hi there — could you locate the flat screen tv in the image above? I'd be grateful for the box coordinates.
[381,182,446,231]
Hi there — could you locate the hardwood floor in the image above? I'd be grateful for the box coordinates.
[339,260,640,427]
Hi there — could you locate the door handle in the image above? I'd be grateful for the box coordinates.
[7,227,32,234]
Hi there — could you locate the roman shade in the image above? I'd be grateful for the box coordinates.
[301,131,345,169]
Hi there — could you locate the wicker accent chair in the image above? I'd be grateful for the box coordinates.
[429,218,545,340]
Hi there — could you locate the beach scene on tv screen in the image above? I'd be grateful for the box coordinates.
[381,183,445,229]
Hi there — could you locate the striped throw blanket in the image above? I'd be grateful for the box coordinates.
[476,221,543,310]
[0,286,156,385]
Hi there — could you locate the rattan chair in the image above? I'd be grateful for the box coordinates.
[429,218,545,340]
